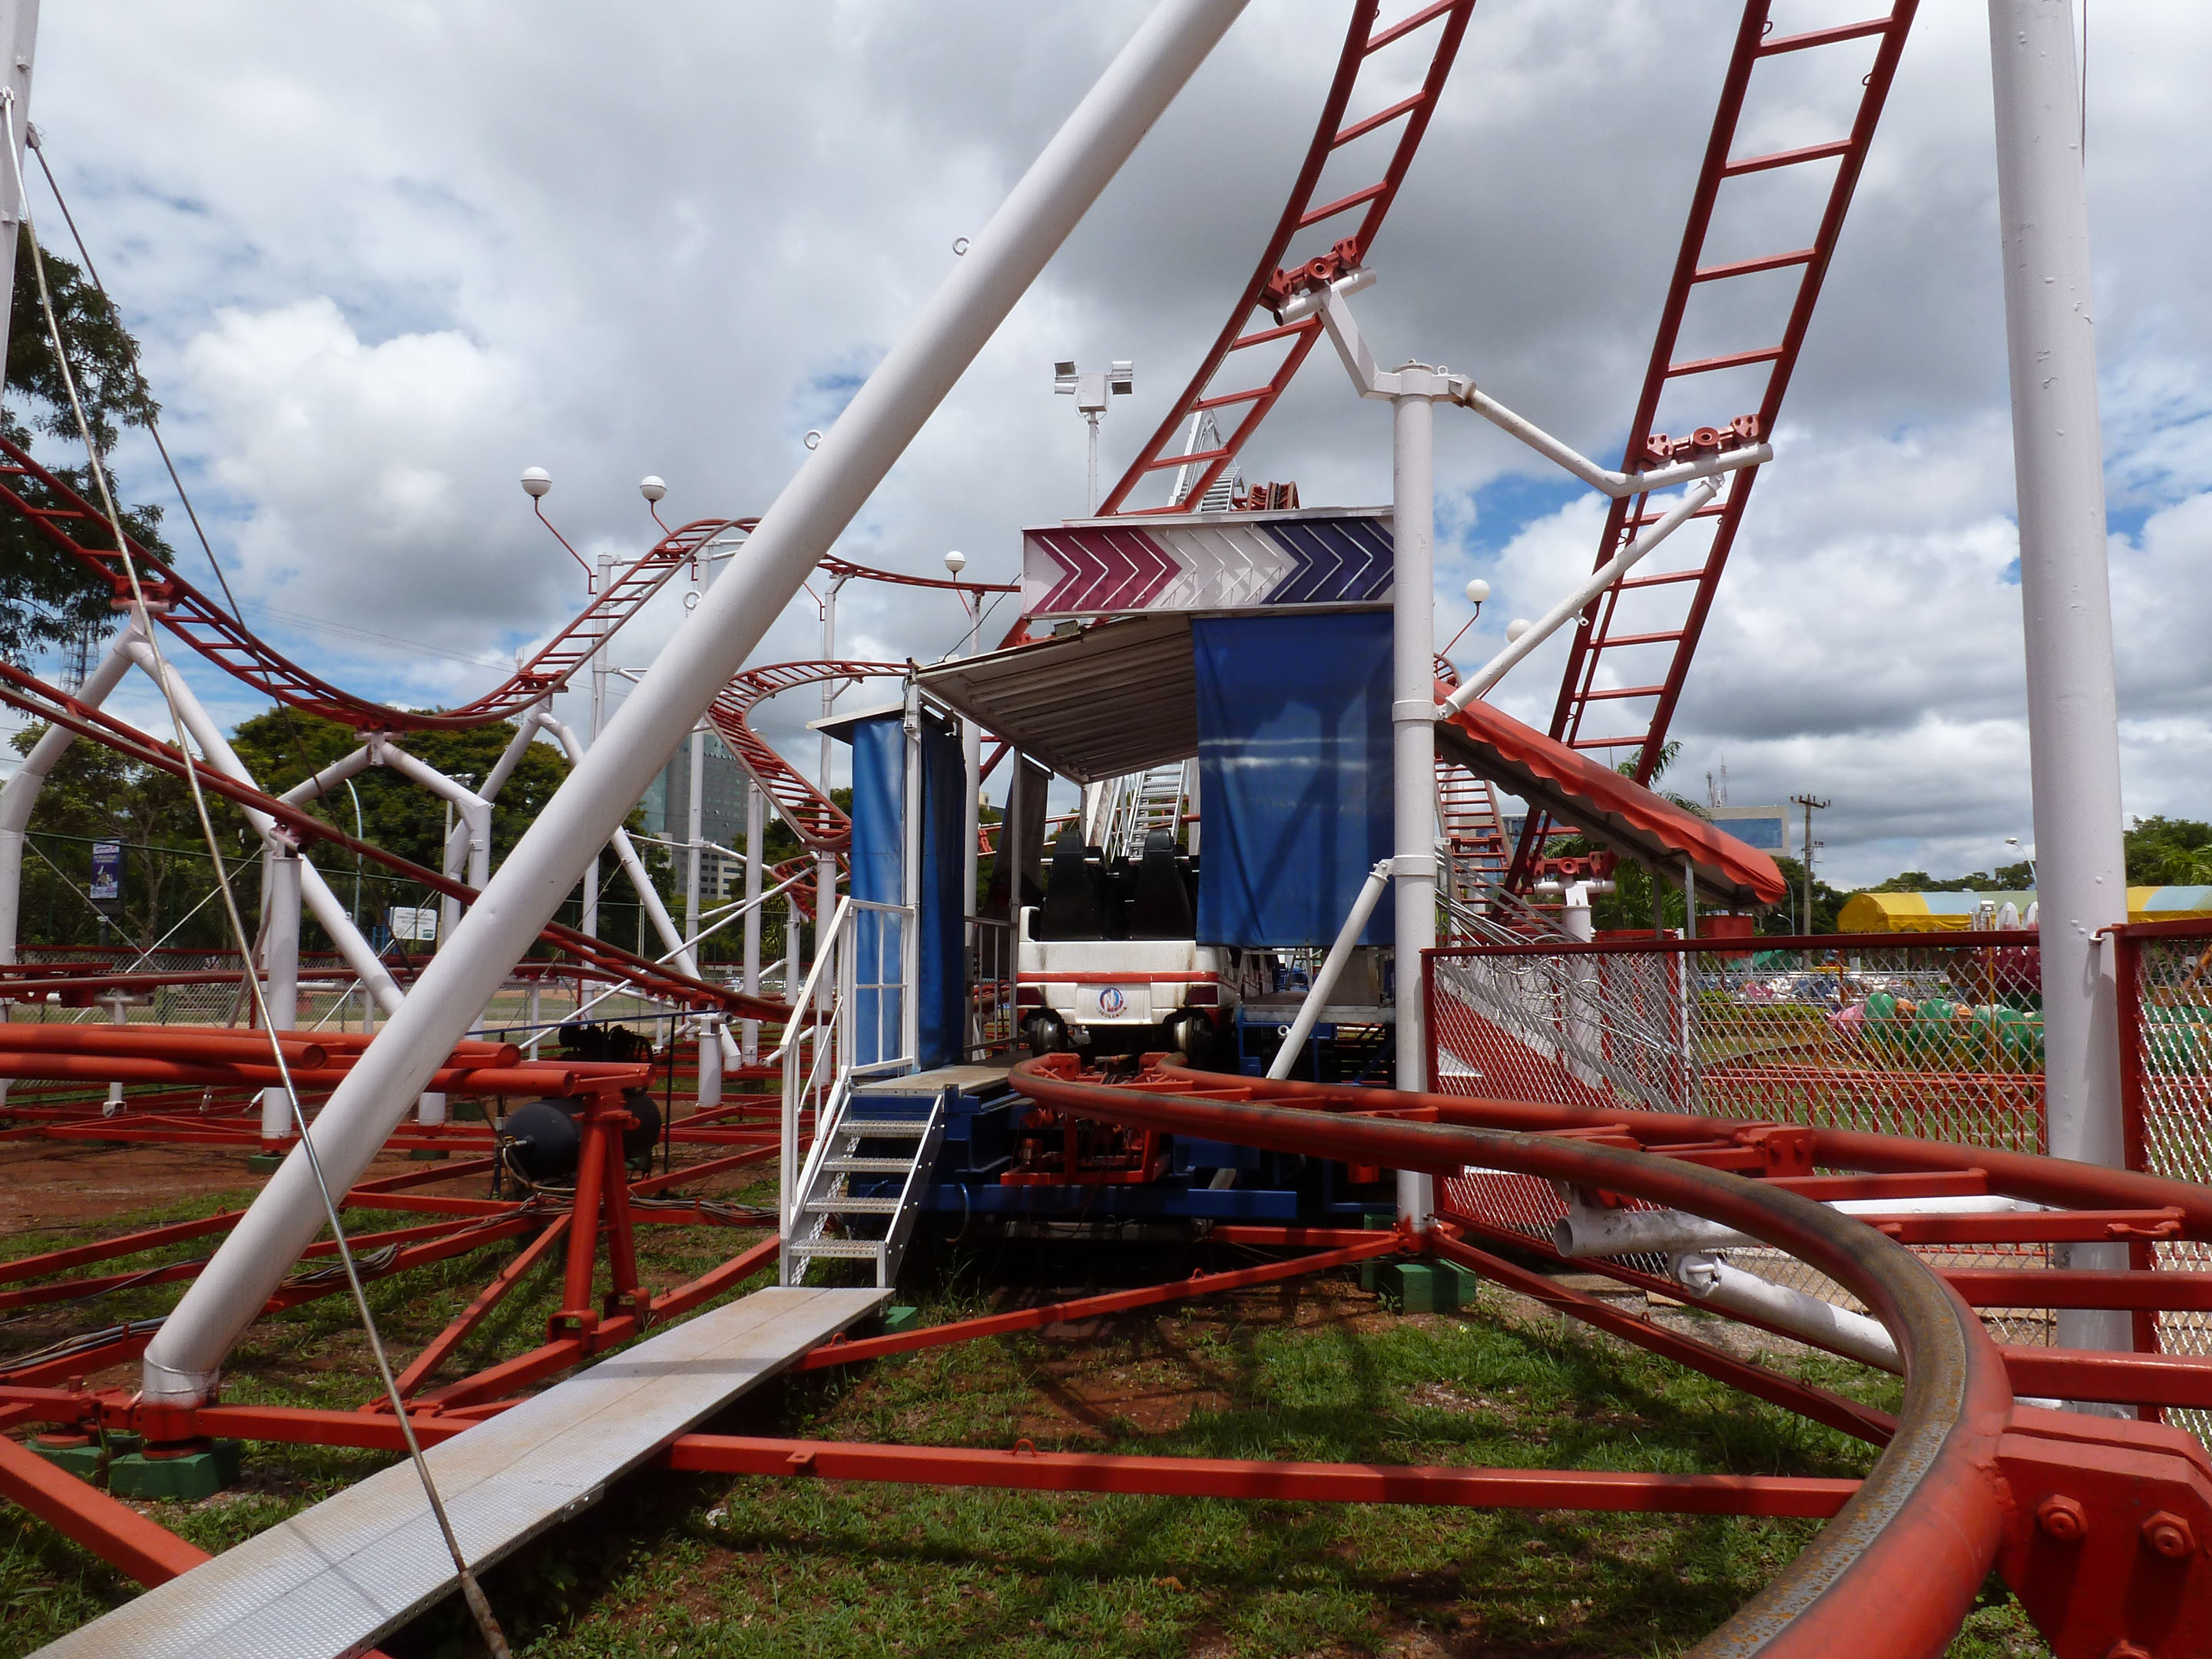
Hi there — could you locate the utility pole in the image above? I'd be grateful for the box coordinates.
[1791,795,1828,935]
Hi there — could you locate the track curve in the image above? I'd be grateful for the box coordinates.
[1015,1053,2014,1658]
[0,429,751,732]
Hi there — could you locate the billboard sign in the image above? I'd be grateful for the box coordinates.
[89,839,123,906]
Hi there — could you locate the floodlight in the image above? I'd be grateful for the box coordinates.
[1108,360,1134,396]
[1054,361,1079,393]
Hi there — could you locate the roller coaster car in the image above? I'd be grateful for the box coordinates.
[1015,827,1262,1063]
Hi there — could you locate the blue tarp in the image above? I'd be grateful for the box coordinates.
[843,714,965,1070]
[1193,611,1394,947]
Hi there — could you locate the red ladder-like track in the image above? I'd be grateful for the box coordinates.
[1513,2,1919,882]
[1098,0,1480,516]
[0,429,746,732]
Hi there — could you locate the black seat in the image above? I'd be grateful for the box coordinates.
[1036,830,1107,939]
[1130,830,1195,939]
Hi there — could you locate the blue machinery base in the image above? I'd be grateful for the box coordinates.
[850,1061,1393,1226]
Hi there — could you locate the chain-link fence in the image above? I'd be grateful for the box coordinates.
[2117,921,2212,1419]
[1427,932,2055,1346]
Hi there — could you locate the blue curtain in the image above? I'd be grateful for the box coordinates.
[1194,611,1394,947]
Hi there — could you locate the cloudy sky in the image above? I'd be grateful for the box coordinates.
[12,0,2209,887]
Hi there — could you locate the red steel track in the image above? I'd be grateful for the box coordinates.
[0,429,750,733]
[1512,2,1920,882]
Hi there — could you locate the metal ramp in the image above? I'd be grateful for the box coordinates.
[33,1284,886,1659]
[781,1076,948,1286]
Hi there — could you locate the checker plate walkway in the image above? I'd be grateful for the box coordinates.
[36,1285,888,1659]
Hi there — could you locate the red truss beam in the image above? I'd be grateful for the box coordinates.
[662,1434,1859,1518]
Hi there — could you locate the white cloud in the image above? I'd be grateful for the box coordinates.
[3,1,2206,882]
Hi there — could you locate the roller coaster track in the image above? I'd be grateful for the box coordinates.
[1512,2,1919,885]
[706,660,908,854]
[0,428,749,732]
[0,657,783,1019]
[1097,0,1479,516]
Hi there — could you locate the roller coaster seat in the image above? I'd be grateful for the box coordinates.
[1035,830,1107,940]
[1130,829,1196,939]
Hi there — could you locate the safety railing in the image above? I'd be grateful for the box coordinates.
[2116,919,2212,1414]
[965,915,1015,1060]
[1427,932,2055,1345]
[775,896,916,1252]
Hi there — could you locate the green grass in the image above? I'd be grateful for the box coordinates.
[1,1184,2056,1657]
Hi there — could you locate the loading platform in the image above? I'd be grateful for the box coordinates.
[35,1284,887,1659]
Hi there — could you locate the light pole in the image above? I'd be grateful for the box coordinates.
[946,550,983,923]
[1054,359,1134,513]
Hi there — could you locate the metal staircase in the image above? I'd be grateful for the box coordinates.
[1084,760,1195,860]
[781,1078,948,1287]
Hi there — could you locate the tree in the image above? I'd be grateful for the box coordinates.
[2124,816,2212,886]
[0,226,172,667]
[7,722,246,951]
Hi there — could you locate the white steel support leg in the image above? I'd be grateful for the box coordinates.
[1391,391,1435,1227]
[138,0,1253,1406]
[685,724,705,949]
[697,1012,723,1108]
[1989,0,2131,1359]
[260,843,303,1144]
[0,0,38,367]
[742,783,763,1064]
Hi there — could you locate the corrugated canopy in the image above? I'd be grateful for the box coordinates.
[916,619,1786,907]
[916,613,1196,786]
[1435,692,1786,908]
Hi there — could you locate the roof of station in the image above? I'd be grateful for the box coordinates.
[917,615,1786,907]
[917,614,1195,786]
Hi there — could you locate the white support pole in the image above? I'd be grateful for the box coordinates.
[742,782,763,1065]
[901,677,923,1066]
[584,559,613,941]
[0,0,37,366]
[259,842,302,1144]
[1989,0,2131,1360]
[685,724,705,950]
[696,1011,723,1108]
[139,0,1252,1406]
[1442,477,1720,714]
[961,606,982,922]
[1268,859,1390,1081]
[1390,390,1437,1228]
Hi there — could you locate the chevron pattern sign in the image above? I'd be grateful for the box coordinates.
[1022,508,1394,618]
